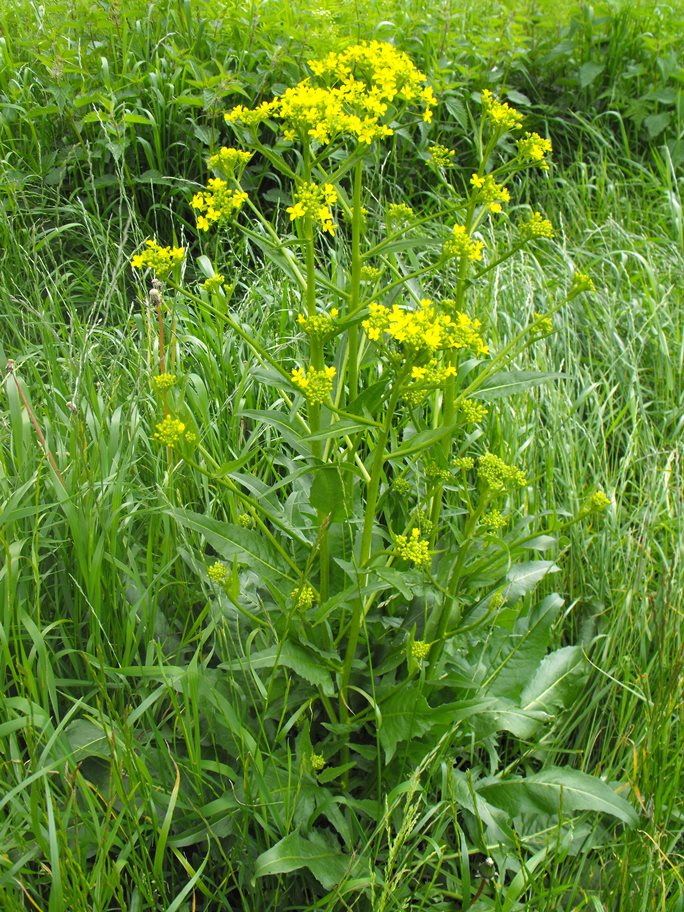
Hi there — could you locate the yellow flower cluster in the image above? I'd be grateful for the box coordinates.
[360,265,383,283]
[191,178,248,232]
[224,101,275,128]
[291,365,336,403]
[411,362,457,384]
[292,582,317,610]
[237,512,254,528]
[470,173,511,213]
[452,456,475,471]
[429,143,455,168]
[153,372,177,391]
[391,477,412,496]
[411,640,431,662]
[481,509,509,530]
[459,398,489,424]
[516,131,552,169]
[588,490,611,512]
[387,202,414,225]
[571,272,595,294]
[207,146,253,176]
[444,224,484,262]
[522,211,555,239]
[394,528,431,569]
[297,309,339,337]
[226,41,435,146]
[363,299,489,357]
[481,89,523,131]
[533,312,553,336]
[425,460,451,483]
[309,752,326,771]
[287,181,338,235]
[153,415,186,446]
[478,452,527,493]
[207,561,229,583]
[131,240,184,276]
[203,273,226,292]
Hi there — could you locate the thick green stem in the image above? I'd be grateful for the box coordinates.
[339,377,406,715]
[346,158,364,399]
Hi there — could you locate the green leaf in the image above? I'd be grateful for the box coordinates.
[378,689,434,762]
[221,641,335,696]
[487,593,564,700]
[579,61,604,88]
[479,767,638,825]
[505,560,559,600]
[520,646,584,714]
[644,112,671,138]
[169,509,293,585]
[310,465,349,521]
[471,370,564,400]
[254,830,350,889]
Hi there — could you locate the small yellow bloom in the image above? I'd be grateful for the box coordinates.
[291,365,336,404]
[207,561,229,583]
[131,240,184,277]
[394,528,431,569]
[153,415,186,446]
[153,373,177,391]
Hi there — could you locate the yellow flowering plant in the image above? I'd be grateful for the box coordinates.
[126,47,628,899]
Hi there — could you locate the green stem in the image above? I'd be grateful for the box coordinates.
[339,374,406,714]
[346,157,364,400]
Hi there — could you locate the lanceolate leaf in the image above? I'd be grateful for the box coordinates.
[254,830,350,889]
[471,370,565,400]
[520,646,584,714]
[505,561,559,600]
[170,509,293,584]
[221,641,336,696]
[478,767,638,825]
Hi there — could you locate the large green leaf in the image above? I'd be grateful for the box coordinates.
[471,370,564,400]
[378,689,435,762]
[254,830,350,889]
[310,465,350,522]
[221,641,336,696]
[486,594,564,700]
[520,646,584,714]
[479,767,638,825]
[505,561,559,600]
[170,509,293,585]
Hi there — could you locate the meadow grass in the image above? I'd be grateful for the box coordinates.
[0,1,682,910]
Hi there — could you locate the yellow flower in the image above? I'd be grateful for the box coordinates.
[292,582,317,610]
[191,179,248,232]
[291,365,336,403]
[394,528,431,569]
[203,274,226,292]
[411,640,431,662]
[522,211,554,239]
[131,240,184,276]
[207,146,253,177]
[297,310,338,337]
[207,561,229,583]
[470,173,510,213]
[287,181,338,235]
[481,89,523,131]
[153,415,186,446]
[444,224,484,262]
[516,131,552,169]
[477,452,527,493]
[226,42,435,147]
[153,373,177,391]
